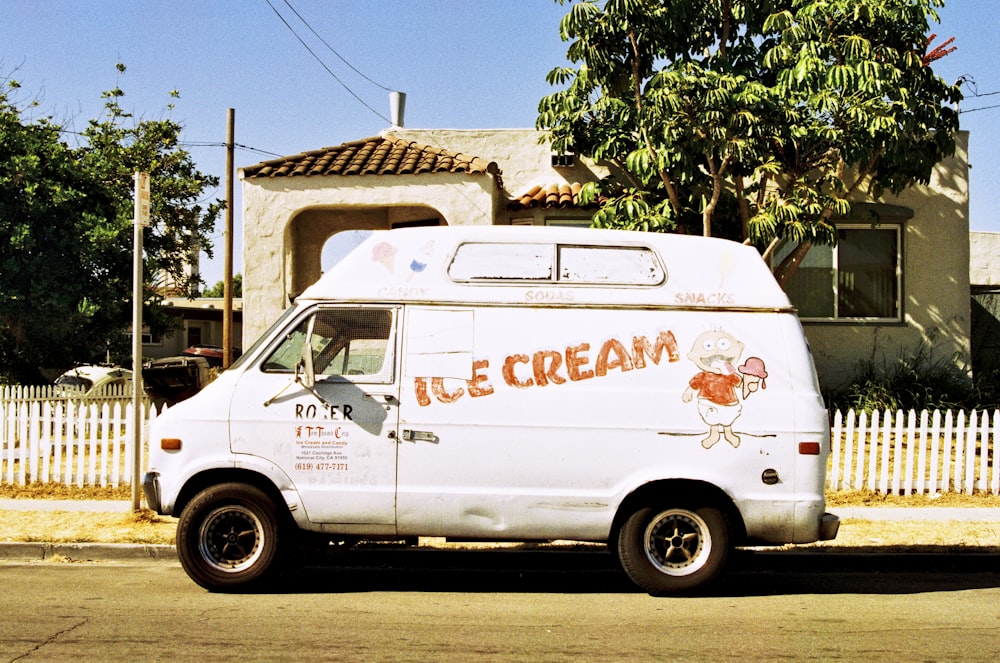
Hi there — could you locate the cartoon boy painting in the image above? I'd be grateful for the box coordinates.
[682,329,767,449]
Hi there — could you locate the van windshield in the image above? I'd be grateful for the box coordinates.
[229,305,299,372]
[55,375,92,390]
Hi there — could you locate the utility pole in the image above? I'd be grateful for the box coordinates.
[131,172,149,512]
[223,109,235,368]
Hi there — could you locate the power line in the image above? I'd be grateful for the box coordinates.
[263,0,391,124]
[280,0,393,92]
[960,103,1000,115]
[182,140,284,158]
[956,85,1000,115]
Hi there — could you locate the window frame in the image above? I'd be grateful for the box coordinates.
[447,241,666,287]
[259,305,398,385]
[781,223,904,323]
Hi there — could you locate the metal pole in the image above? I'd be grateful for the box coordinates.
[223,108,235,368]
[131,172,149,512]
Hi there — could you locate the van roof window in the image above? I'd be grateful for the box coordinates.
[448,242,665,286]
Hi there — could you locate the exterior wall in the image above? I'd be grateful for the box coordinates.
[390,128,611,220]
[802,132,971,388]
[241,170,497,343]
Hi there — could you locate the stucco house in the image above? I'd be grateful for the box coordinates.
[141,296,243,361]
[239,128,972,391]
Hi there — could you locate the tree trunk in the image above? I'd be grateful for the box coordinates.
[773,239,813,287]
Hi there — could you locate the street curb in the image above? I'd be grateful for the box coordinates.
[0,542,176,562]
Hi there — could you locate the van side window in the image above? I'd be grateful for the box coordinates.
[262,308,394,382]
[448,242,665,285]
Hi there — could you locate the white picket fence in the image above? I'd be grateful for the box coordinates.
[1,385,161,488]
[830,409,1000,495]
[2,387,999,495]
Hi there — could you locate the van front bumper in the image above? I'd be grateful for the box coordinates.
[142,472,162,514]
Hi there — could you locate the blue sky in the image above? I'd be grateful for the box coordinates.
[2,1,996,286]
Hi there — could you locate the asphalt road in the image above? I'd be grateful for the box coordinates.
[2,549,999,662]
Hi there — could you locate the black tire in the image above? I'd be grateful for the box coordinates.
[616,504,729,594]
[176,483,282,591]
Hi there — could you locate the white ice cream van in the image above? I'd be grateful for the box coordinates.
[143,225,838,593]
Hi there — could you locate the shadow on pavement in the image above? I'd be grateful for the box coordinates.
[258,546,1000,596]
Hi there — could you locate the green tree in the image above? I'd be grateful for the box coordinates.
[80,64,223,338]
[201,273,242,298]
[0,67,222,383]
[1,82,120,383]
[537,0,962,283]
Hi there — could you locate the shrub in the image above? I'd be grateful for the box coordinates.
[824,349,996,413]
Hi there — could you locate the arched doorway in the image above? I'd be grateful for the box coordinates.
[288,205,443,298]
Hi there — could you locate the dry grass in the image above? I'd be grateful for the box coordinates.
[0,483,132,501]
[0,509,177,544]
[3,484,1000,548]
[825,489,1000,508]
[0,483,175,544]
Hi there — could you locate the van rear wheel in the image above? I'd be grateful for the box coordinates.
[617,504,728,594]
[177,483,282,591]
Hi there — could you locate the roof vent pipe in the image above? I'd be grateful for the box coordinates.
[390,91,406,128]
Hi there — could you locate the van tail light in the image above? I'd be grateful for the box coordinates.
[798,441,821,455]
[161,438,182,451]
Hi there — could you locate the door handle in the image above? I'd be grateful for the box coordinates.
[401,429,437,443]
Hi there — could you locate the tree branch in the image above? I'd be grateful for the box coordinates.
[735,174,751,241]
[628,28,682,215]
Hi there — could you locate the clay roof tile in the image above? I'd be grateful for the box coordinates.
[507,182,596,210]
[241,134,499,181]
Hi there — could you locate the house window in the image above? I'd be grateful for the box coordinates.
[545,218,592,228]
[779,225,901,321]
[551,153,575,168]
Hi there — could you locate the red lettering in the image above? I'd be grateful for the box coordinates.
[502,354,533,388]
[595,338,633,376]
[632,331,679,368]
[414,377,431,407]
[468,359,494,398]
[421,329,677,403]
[565,343,594,381]
[532,350,566,387]
[431,378,464,404]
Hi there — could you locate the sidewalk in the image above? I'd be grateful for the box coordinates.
[0,498,132,512]
[3,500,1000,563]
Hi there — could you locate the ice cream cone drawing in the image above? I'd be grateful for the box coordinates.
[372,242,397,272]
[407,240,435,280]
[738,357,767,399]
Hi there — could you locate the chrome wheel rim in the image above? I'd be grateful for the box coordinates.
[197,504,265,573]
[643,509,711,576]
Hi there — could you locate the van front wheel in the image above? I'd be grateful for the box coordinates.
[177,483,282,591]
[617,505,728,594]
